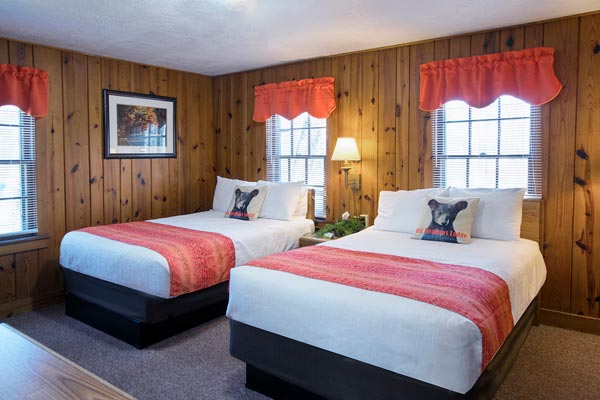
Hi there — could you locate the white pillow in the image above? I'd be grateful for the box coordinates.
[293,186,309,218]
[373,188,450,233]
[257,181,303,220]
[448,187,526,241]
[213,176,255,212]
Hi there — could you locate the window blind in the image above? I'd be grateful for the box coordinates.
[266,112,327,218]
[432,95,541,198]
[0,105,37,239]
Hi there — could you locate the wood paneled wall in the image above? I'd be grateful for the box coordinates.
[1,12,599,323]
[0,39,214,317]
[213,13,600,319]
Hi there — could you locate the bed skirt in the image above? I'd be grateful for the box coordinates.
[64,269,229,348]
[230,296,538,400]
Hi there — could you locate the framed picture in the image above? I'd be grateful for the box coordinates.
[103,89,176,158]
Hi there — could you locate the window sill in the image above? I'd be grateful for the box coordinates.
[0,235,50,256]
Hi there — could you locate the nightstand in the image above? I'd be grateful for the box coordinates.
[298,234,332,247]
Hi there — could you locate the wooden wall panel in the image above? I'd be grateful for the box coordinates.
[359,51,379,218]
[376,48,397,196]
[408,42,434,190]
[572,14,600,317]
[88,56,104,226]
[33,46,64,294]
[0,38,213,317]
[395,47,410,190]
[151,67,170,219]
[541,19,578,312]
[62,52,91,232]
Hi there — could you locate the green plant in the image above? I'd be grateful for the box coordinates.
[314,217,365,238]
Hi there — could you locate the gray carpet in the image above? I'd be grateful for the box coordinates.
[4,304,600,399]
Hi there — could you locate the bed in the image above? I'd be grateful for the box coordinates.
[227,193,546,400]
[60,187,315,349]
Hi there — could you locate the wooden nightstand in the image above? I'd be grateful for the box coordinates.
[298,234,332,247]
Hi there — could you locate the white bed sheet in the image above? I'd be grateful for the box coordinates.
[226,227,546,394]
[60,211,314,298]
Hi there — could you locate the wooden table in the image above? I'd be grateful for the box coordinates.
[298,234,333,247]
[0,323,134,400]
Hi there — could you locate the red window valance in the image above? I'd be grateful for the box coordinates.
[0,64,49,117]
[419,47,562,111]
[253,77,336,122]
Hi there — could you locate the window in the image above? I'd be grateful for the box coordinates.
[432,95,541,198]
[266,112,327,218]
[0,105,37,239]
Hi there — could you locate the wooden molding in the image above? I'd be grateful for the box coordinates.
[539,308,600,336]
[0,292,64,319]
[0,236,49,256]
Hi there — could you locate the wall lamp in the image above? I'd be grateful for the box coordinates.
[331,137,361,190]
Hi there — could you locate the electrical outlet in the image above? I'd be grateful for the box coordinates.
[359,214,370,227]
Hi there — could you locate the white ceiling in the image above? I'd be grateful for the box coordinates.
[0,0,598,76]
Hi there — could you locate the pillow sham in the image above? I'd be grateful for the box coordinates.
[257,180,303,220]
[225,185,267,221]
[412,196,480,244]
[448,187,525,241]
[213,176,255,212]
[373,187,450,233]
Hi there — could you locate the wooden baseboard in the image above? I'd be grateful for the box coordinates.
[0,292,64,319]
[539,308,600,335]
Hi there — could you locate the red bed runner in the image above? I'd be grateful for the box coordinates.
[247,246,513,370]
[80,221,235,297]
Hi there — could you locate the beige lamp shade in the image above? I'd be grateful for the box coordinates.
[331,137,361,161]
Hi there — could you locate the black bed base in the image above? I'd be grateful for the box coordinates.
[64,269,229,349]
[66,294,228,349]
[231,297,538,400]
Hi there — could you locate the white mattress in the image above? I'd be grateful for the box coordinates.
[226,227,546,394]
[60,211,314,298]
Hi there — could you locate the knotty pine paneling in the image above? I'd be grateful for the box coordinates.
[213,12,600,321]
[0,39,213,317]
[2,11,600,324]
[572,14,600,317]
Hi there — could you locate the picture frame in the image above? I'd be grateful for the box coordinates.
[103,89,177,159]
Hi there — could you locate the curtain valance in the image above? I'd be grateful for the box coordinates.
[419,47,562,111]
[0,64,49,117]
[253,77,336,122]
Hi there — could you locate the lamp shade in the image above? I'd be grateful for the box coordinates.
[331,137,361,161]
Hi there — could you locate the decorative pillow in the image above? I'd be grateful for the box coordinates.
[257,180,303,220]
[225,185,267,221]
[373,188,450,233]
[213,176,255,212]
[448,187,525,241]
[412,196,480,244]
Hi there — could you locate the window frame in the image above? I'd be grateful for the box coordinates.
[266,112,327,218]
[431,96,542,198]
[0,105,38,241]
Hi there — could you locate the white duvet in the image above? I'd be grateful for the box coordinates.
[60,211,314,298]
[226,227,546,394]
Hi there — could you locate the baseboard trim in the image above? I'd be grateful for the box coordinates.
[540,308,600,335]
[0,292,64,319]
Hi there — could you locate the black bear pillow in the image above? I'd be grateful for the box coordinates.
[412,195,480,244]
[225,185,267,221]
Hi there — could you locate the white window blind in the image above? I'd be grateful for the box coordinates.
[432,95,541,198]
[0,105,37,239]
[266,112,327,218]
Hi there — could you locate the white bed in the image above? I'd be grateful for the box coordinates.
[60,210,314,298]
[227,227,546,394]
